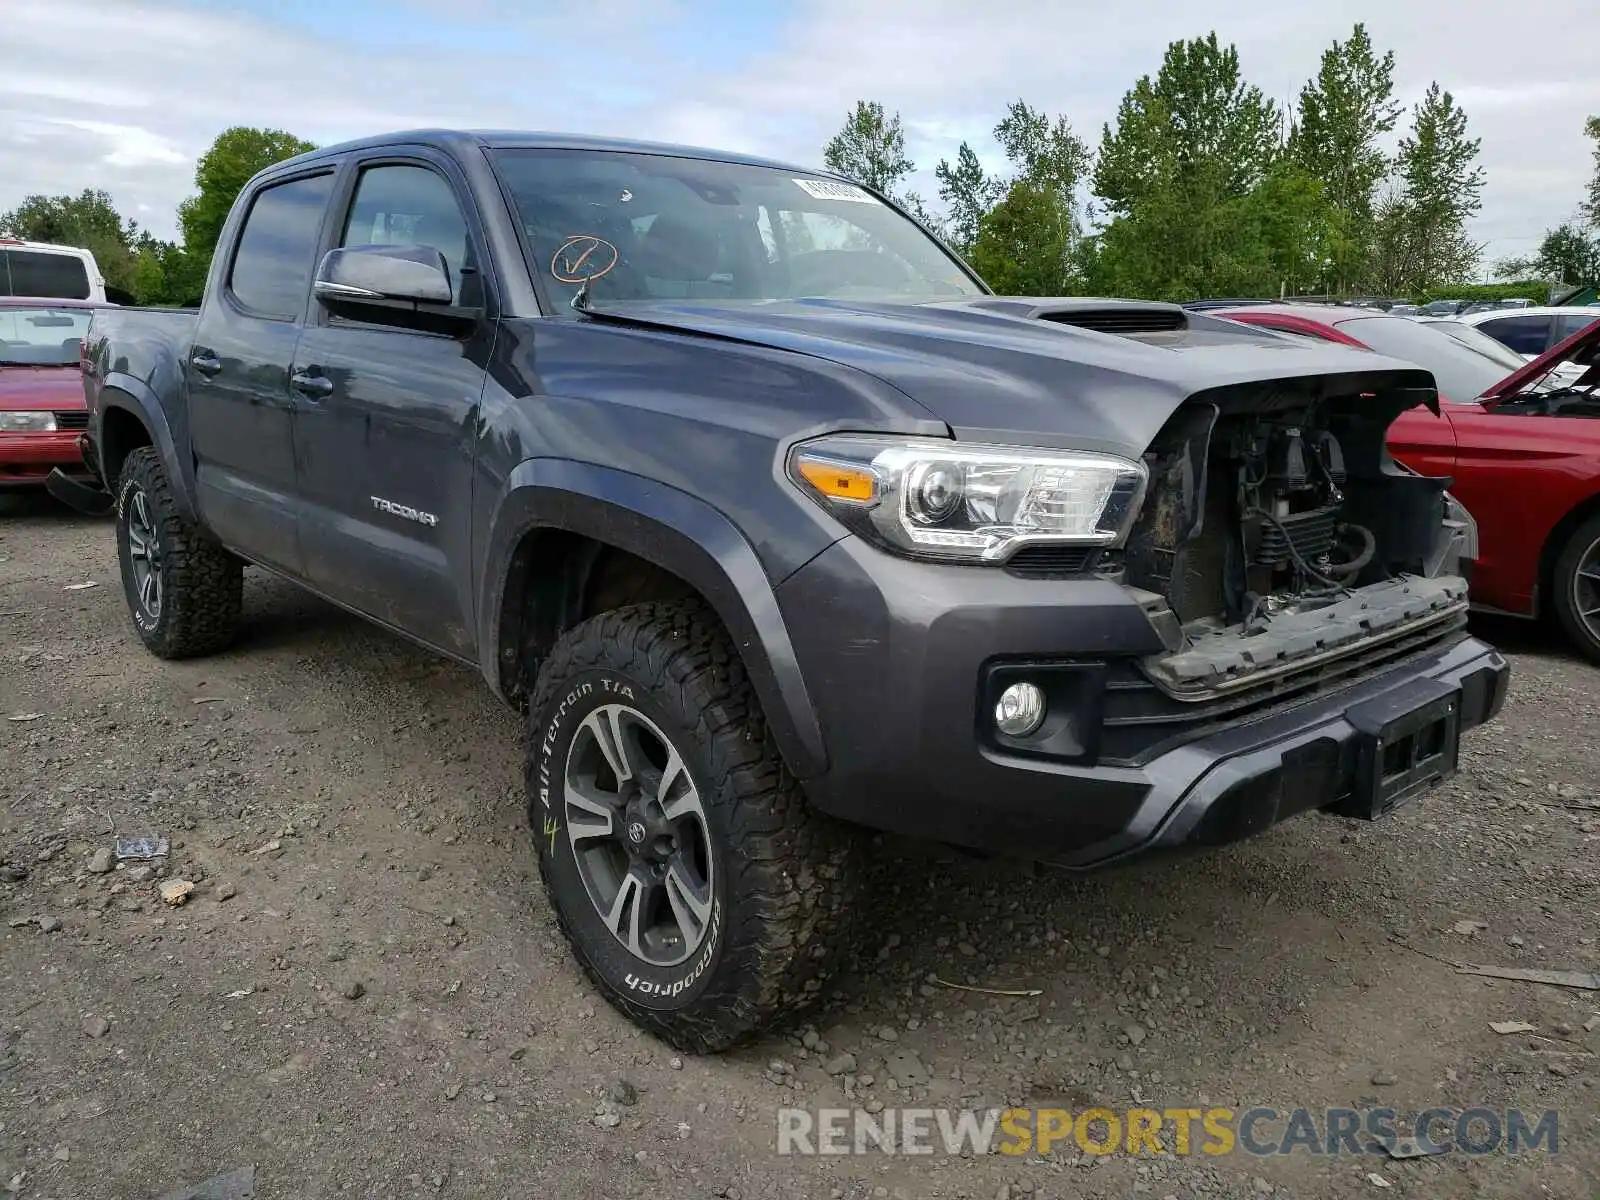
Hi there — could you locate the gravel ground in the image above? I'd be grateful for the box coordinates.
[2,495,1597,1200]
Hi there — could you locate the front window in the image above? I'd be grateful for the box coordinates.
[0,305,93,365]
[1334,316,1511,402]
[491,148,983,309]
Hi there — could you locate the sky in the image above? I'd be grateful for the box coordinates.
[4,0,1599,278]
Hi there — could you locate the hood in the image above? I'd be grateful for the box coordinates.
[581,297,1437,459]
[1479,311,1600,404]
[0,364,85,412]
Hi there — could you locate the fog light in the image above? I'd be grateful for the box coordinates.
[995,682,1045,737]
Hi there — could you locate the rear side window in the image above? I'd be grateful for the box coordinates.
[1,250,90,300]
[228,173,335,319]
[1478,315,1552,356]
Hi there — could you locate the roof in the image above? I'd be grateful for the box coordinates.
[0,238,98,257]
[272,129,828,179]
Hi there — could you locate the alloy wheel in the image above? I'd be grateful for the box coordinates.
[126,487,163,621]
[1574,534,1600,646]
[563,703,716,967]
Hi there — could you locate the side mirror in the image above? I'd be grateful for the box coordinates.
[314,245,453,307]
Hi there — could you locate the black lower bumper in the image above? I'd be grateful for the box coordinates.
[45,465,113,515]
[776,537,1509,869]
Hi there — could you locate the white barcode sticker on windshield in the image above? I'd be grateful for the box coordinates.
[793,178,879,204]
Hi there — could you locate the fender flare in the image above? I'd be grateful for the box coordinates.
[99,372,199,522]
[480,458,829,779]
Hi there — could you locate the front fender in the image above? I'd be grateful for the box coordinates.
[98,374,198,523]
[480,458,829,780]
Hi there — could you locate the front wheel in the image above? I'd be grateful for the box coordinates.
[115,446,242,659]
[1552,512,1600,665]
[527,599,859,1053]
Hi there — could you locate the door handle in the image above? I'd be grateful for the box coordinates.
[290,370,334,399]
[190,352,223,376]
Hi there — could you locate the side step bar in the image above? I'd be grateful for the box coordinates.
[45,467,114,516]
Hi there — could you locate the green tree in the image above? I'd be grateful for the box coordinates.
[934,143,1000,251]
[940,100,1090,291]
[967,178,1073,294]
[821,102,913,196]
[0,189,139,295]
[1288,23,1401,291]
[1090,33,1288,299]
[1531,223,1600,284]
[1391,84,1485,290]
[1583,115,1600,227]
[177,127,316,267]
[1095,34,1280,219]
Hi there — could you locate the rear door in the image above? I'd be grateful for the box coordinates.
[289,149,495,657]
[187,168,338,573]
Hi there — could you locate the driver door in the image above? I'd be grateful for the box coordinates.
[290,150,497,657]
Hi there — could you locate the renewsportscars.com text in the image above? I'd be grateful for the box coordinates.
[776,1105,1560,1158]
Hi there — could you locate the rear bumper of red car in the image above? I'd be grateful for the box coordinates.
[0,430,91,490]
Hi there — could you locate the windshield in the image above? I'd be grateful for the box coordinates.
[1334,315,1510,402]
[0,305,92,365]
[491,148,985,309]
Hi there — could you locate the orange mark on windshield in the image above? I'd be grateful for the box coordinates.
[551,235,620,284]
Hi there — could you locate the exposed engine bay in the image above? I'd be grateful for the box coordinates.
[1120,385,1474,697]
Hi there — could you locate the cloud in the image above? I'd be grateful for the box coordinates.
[2,0,1597,274]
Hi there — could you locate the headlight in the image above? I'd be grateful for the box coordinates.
[788,434,1148,563]
[0,411,57,433]
[1444,492,1478,561]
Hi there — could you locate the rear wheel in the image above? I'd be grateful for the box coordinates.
[1551,511,1600,665]
[527,599,859,1053]
[115,446,242,659]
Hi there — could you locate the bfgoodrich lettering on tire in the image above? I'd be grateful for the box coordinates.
[527,599,858,1053]
[115,446,242,659]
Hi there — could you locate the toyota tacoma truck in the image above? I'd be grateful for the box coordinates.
[51,129,1508,1052]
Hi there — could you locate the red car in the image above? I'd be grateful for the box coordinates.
[1210,304,1600,661]
[0,298,96,493]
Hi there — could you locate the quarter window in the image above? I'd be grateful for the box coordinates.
[228,173,336,319]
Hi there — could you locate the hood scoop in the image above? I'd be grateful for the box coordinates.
[1036,306,1189,336]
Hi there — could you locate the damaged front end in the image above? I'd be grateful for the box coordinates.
[1116,379,1477,699]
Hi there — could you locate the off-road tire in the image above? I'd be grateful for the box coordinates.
[1551,511,1600,665]
[115,446,242,659]
[527,598,859,1053]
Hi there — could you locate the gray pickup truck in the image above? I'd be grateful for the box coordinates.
[51,128,1507,1052]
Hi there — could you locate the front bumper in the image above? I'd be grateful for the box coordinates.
[776,536,1508,869]
[0,430,91,490]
